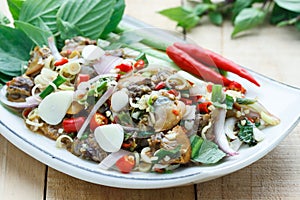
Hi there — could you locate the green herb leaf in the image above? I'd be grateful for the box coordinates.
[14,20,52,47]
[192,139,226,164]
[190,135,204,159]
[152,146,181,164]
[236,97,257,105]
[274,0,300,13]
[232,0,253,20]
[238,119,257,146]
[208,11,223,26]
[57,0,116,40]
[7,0,26,20]
[19,0,63,34]
[159,6,200,30]
[232,8,266,38]
[101,0,125,37]
[225,94,234,110]
[0,25,33,84]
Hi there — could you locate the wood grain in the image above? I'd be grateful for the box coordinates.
[0,135,46,200]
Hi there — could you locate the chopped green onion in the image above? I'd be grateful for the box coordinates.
[39,75,66,99]
[190,135,204,159]
[236,97,257,105]
[211,84,223,103]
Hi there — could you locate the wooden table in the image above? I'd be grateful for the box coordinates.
[1,0,300,199]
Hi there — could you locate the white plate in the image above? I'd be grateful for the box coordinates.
[1,17,300,189]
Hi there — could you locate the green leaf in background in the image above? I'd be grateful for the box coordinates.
[194,3,215,16]
[270,3,299,25]
[209,11,223,26]
[0,25,33,84]
[296,21,300,31]
[101,0,126,37]
[232,0,253,20]
[159,6,200,30]
[57,0,116,40]
[7,0,26,20]
[19,0,63,34]
[14,20,52,47]
[274,0,300,13]
[232,8,266,38]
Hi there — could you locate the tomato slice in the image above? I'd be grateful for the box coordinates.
[90,112,108,131]
[115,155,135,173]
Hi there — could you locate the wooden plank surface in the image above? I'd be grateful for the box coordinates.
[1,0,300,199]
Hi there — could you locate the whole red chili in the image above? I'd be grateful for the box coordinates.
[62,117,85,133]
[166,45,232,86]
[173,42,260,87]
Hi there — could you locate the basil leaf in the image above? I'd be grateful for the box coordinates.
[57,0,116,40]
[232,0,253,20]
[159,7,200,30]
[7,0,26,20]
[208,11,223,26]
[14,20,52,47]
[232,8,266,38]
[101,0,125,37]
[0,25,33,84]
[192,139,226,164]
[19,0,63,34]
[274,0,300,13]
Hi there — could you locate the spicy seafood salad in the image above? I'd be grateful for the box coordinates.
[0,37,280,174]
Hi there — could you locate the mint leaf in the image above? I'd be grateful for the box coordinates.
[232,0,253,20]
[7,0,26,20]
[232,8,266,38]
[0,25,33,84]
[57,0,116,40]
[19,0,63,34]
[209,11,223,26]
[192,139,226,164]
[14,20,52,47]
[159,7,200,30]
[101,0,125,37]
[274,0,300,13]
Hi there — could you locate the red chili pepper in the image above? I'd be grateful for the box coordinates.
[154,82,166,90]
[197,102,212,114]
[166,45,232,86]
[90,112,108,131]
[167,89,179,96]
[62,117,85,133]
[54,57,68,66]
[115,155,135,173]
[115,63,133,73]
[227,81,246,94]
[173,42,260,87]
[77,74,90,85]
[134,59,145,70]
[172,109,180,115]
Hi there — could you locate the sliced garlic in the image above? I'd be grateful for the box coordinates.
[94,124,124,153]
[82,45,105,61]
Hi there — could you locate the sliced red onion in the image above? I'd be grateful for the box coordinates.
[182,105,196,120]
[0,86,40,108]
[48,37,63,61]
[76,85,116,138]
[93,55,123,75]
[213,108,238,156]
[98,149,130,170]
